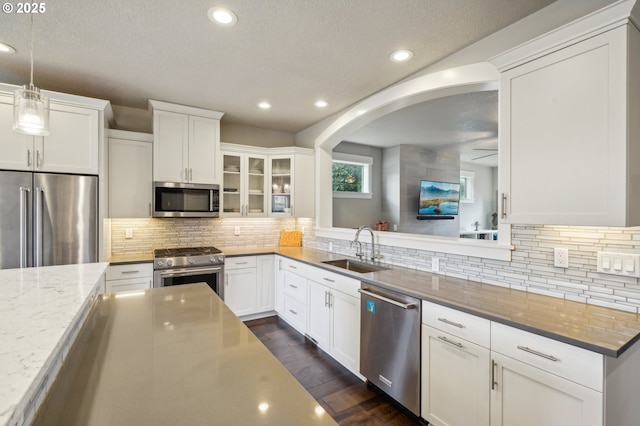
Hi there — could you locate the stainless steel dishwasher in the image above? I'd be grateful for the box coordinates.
[359,283,421,416]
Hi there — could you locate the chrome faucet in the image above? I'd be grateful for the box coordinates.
[353,225,378,261]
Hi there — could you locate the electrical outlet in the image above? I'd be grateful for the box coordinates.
[234,226,240,236]
[432,257,440,273]
[554,248,569,268]
[125,228,133,239]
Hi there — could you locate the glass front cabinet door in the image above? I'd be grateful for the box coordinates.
[269,156,293,217]
[222,153,266,217]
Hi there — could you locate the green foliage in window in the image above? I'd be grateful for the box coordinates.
[332,163,362,192]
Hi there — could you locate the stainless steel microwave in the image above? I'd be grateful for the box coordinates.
[153,182,219,218]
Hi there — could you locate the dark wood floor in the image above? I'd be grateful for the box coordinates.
[245,316,425,426]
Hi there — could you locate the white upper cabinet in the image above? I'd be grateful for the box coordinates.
[0,93,101,175]
[220,143,315,218]
[108,130,153,218]
[149,100,224,184]
[493,2,640,226]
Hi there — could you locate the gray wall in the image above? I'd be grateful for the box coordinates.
[332,142,383,229]
[382,145,460,237]
[221,122,295,147]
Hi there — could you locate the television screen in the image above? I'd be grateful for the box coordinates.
[418,180,460,215]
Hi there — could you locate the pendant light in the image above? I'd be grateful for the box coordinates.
[13,13,49,136]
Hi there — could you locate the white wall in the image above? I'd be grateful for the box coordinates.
[458,162,498,231]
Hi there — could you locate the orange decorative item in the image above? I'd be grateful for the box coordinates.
[279,229,302,247]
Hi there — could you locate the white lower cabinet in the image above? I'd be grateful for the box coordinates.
[274,255,361,375]
[225,266,258,317]
[422,325,490,426]
[328,287,360,372]
[490,322,603,426]
[306,267,361,375]
[105,263,153,293]
[256,255,275,312]
[421,301,626,426]
[421,301,490,426]
[225,255,275,317]
[490,351,602,426]
[307,280,331,348]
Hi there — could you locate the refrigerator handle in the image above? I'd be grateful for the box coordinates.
[19,187,30,268]
[35,187,43,267]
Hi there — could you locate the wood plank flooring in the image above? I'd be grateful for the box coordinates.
[245,316,426,426]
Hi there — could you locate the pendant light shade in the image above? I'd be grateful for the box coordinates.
[13,83,49,135]
[13,14,49,136]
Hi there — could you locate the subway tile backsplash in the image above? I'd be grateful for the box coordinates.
[110,219,640,313]
[110,217,315,253]
[307,225,640,313]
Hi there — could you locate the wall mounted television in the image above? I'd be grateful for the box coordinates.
[417,180,460,218]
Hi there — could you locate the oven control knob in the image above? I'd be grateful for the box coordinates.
[189,258,196,264]
[157,260,164,267]
[167,259,174,267]
[210,256,216,263]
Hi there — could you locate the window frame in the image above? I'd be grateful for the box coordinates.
[332,152,373,199]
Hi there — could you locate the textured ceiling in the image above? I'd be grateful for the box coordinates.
[0,0,555,133]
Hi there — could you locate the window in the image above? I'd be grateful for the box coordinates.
[332,153,373,199]
[460,170,475,203]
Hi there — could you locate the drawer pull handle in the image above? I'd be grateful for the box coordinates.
[323,277,335,283]
[289,284,298,289]
[491,360,498,390]
[121,270,140,274]
[438,318,465,328]
[289,265,297,269]
[289,309,298,315]
[437,335,463,348]
[235,262,249,265]
[517,346,559,362]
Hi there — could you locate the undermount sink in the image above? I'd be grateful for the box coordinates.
[322,258,390,273]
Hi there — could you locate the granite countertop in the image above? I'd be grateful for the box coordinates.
[32,283,337,426]
[0,262,109,426]
[226,246,640,357]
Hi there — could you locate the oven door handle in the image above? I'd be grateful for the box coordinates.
[159,266,223,278]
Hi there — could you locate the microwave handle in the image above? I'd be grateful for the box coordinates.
[210,190,214,211]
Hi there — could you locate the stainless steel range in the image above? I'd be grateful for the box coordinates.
[153,246,225,299]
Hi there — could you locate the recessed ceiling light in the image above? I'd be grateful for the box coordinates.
[207,7,238,26]
[0,42,16,54]
[390,49,413,62]
[314,100,328,108]
[258,102,271,109]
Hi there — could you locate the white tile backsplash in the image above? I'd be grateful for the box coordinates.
[111,219,640,313]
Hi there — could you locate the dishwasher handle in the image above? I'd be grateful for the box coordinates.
[358,288,417,310]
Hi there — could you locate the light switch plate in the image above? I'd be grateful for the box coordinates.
[597,252,640,278]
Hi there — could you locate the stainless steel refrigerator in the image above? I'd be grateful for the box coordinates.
[0,171,98,269]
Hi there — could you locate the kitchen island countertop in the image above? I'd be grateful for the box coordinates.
[0,262,108,426]
[32,283,337,426]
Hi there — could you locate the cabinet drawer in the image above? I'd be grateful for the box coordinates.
[311,267,360,298]
[283,270,307,303]
[423,301,490,348]
[106,263,153,281]
[106,278,152,293]
[225,256,257,270]
[280,257,312,277]
[283,294,307,333]
[491,322,603,392]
